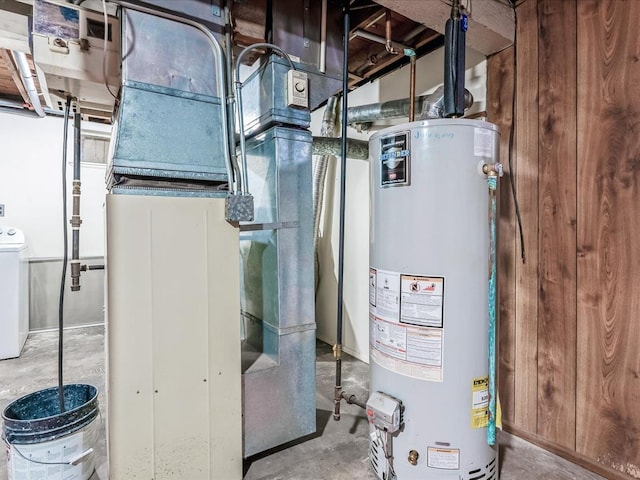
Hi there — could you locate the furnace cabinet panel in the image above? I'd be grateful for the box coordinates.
[105,195,242,479]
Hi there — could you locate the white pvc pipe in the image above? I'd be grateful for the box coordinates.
[12,51,45,117]
[319,0,327,73]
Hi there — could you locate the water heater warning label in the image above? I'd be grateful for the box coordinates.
[369,268,400,322]
[400,275,444,327]
[379,131,410,187]
[427,447,460,470]
[370,267,445,382]
[471,376,489,429]
[474,127,494,158]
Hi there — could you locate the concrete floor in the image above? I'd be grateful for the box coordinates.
[0,326,605,480]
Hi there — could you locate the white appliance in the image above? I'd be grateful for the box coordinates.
[0,226,29,360]
[368,120,500,479]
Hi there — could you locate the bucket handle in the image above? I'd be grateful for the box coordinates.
[8,442,94,467]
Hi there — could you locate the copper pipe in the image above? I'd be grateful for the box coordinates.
[409,54,417,121]
[385,9,398,54]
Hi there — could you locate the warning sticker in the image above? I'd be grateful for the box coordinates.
[369,268,377,306]
[370,316,444,382]
[371,316,406,359]
[474,127,493,158]
[471,376,489,429]
[369,267,445,382]
[405,326,443,366]
[370,269,400,322]
[427,447,460,470]
[400,275,444,328]
[380,131,410,187]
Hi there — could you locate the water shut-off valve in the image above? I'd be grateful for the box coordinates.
[482,162,504,178]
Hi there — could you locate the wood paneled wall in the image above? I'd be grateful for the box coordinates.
[487,1,640,478]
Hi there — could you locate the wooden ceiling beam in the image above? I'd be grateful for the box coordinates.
[375,0,514,55]
[0,48,29,106]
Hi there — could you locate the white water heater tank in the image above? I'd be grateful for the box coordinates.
[368,119,499,480]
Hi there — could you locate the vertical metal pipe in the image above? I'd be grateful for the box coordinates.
[409,54,417,122]
[333,0,350,422]
[487,174,498,445]
[384,9,396,54]
[70,112,82,292]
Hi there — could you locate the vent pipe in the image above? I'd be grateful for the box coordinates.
[443,0,467,117]
[12,51,45,118]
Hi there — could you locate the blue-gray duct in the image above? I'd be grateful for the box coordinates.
[444,1,467,118]
[107,5,232,197]
[239,54,316,457]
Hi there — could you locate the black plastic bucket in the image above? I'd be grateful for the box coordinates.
[2,384,99,480]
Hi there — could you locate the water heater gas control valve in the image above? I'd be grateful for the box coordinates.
[366,391,403,433]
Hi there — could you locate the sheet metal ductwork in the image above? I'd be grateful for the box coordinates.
[239,54,316,457]
[107,7,230,196]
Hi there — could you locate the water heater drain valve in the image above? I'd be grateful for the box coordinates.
[366,392,403,433]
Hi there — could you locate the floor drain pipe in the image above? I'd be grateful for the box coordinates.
[70,112,82,291]
[333,0,350,422]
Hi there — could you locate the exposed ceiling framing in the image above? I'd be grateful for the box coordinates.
[0,0,513,119]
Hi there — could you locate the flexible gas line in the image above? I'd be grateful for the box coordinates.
[487,173,498,446]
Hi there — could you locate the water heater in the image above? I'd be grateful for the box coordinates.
[368,119,500,480]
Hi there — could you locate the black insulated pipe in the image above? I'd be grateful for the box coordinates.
[333,0,350,422]
[70,112,82,292]
[443,0,466,118]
